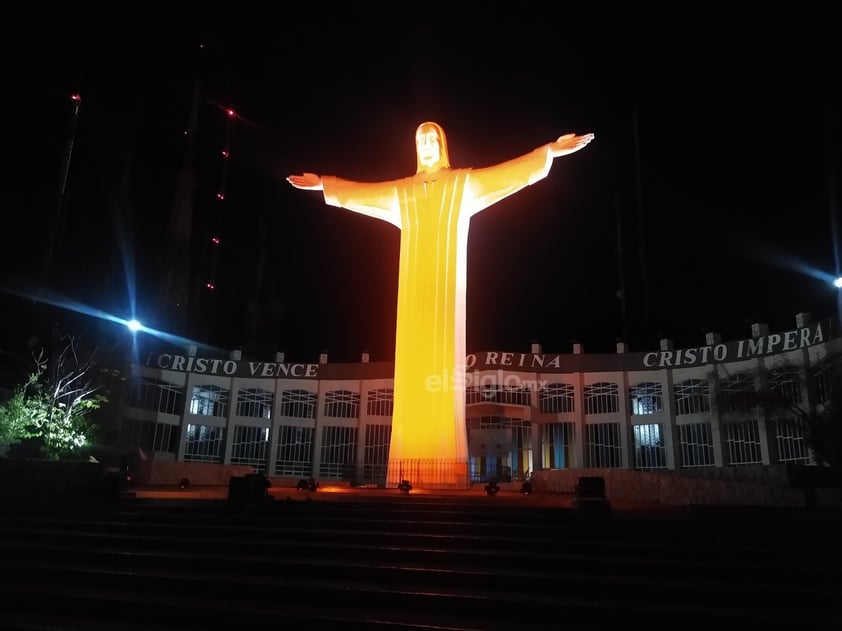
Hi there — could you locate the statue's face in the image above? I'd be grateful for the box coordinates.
[416,126,441,168]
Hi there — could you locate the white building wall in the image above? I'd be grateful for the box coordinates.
[118,315,839,483]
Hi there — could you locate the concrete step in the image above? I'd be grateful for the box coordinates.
[1,495,840,628]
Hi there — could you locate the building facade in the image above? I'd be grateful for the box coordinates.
[116,313,841,488]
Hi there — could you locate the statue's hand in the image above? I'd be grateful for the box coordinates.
[286,172,324,191]
[549,132,595,158]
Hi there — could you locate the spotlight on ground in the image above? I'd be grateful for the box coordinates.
[296,478,319,492]
[398,479,413,495]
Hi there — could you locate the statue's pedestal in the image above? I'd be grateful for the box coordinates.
[387,459,469,490]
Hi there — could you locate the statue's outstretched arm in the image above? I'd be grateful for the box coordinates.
[288,172,401,228]
[466,132,595,216]
[548,133,595,158]
[287,172,323,191]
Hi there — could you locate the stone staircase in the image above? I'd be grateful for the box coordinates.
[0,494,840,629]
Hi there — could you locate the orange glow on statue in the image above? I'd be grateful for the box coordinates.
[287,122,594,488]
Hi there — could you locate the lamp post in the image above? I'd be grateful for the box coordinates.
[834,277,842,335]
[124,319,142,373]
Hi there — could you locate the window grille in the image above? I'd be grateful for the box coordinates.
[465,385,531,406]
[236,388,274,419]
[673,379,710,415]
[725,420,763,465]
[184,423,225,463]
[274,425,314,477]
[189,384,229,417]
[318,425,358,478]
[364,424,391,468]
[366,389,394,416]
[542,422,575,468]
[361,424,391,485]
[678,422,715,467]
[584,382,619,415]
[128,377,183,415]
[775,417,810,463]
[323,390,360,419]
[628,382,663,415]
[720,372,756,414]
[584,422,622,467]
[539,383,575,414]
[230,425,270,472]
[121,417,178,455]
[813,359,842,404]
[770,367,803,405]
[280,389,317,419]
[633,423,668,469]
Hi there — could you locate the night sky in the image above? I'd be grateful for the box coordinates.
[4,14,840,367]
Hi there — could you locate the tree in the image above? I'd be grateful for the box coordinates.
[0,375,45,456]
[0,331,108,460]
[802,359,842,475]
[712,353,842,482]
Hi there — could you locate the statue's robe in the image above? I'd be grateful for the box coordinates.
[322,145,554,487]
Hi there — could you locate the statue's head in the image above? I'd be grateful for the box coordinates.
[415,121,450,174]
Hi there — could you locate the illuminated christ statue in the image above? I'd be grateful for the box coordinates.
[287,122,594,488]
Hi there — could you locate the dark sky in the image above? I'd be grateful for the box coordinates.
[4,14,840,366]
